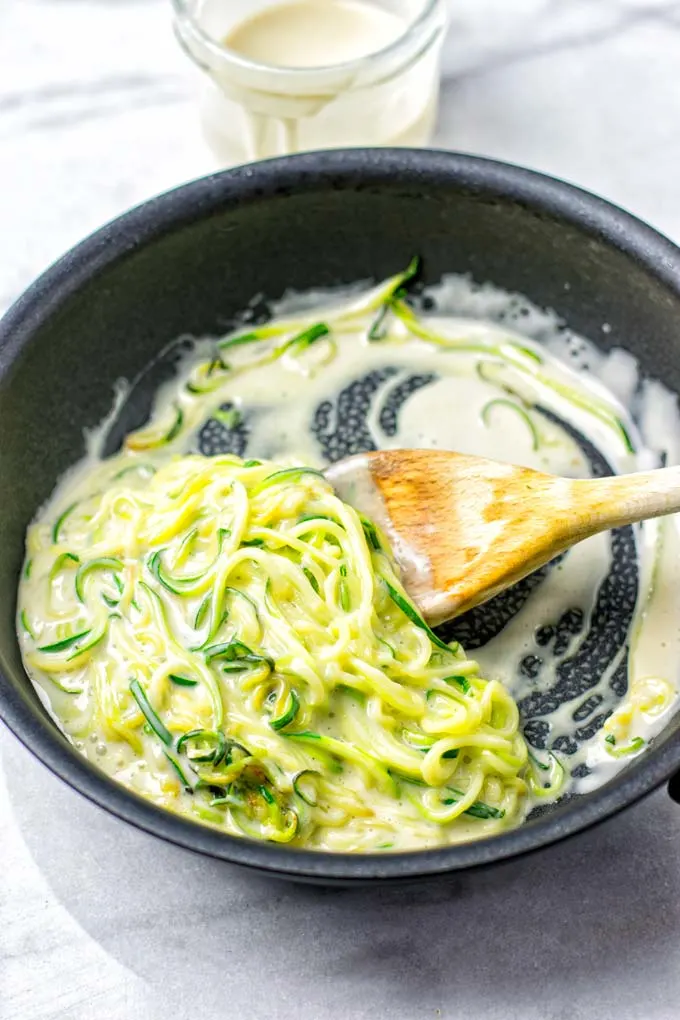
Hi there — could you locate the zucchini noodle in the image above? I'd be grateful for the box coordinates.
[23,258,675,851]
[19,454,529,850]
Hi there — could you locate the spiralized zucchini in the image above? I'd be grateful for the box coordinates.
[19,454,529,851]
[20,258,638,850]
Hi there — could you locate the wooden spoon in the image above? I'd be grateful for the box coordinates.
[325,449,680,627]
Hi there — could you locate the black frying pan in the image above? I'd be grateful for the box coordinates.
[1,149,680,884]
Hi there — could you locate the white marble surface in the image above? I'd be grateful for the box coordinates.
[3,1,680,1017]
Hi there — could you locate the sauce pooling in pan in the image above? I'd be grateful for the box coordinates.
[17,263,680,849]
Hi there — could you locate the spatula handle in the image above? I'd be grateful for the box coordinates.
[575,466,680,534]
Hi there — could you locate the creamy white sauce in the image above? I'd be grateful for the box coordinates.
[194,277,680,793]
[224,0,405,68]
[182,0,444,165]
[24,271,680,817]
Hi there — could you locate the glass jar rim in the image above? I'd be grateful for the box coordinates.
[172,0,447,79]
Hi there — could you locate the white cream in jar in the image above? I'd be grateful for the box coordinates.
[173,0,448,166]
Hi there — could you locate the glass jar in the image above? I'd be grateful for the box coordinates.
[172,0,449,166]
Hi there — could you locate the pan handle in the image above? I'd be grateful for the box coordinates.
[668,770,680,805]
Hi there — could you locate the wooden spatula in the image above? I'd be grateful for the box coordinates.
[325,449,680,626]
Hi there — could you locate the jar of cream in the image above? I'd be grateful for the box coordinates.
[172,0,449,166]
